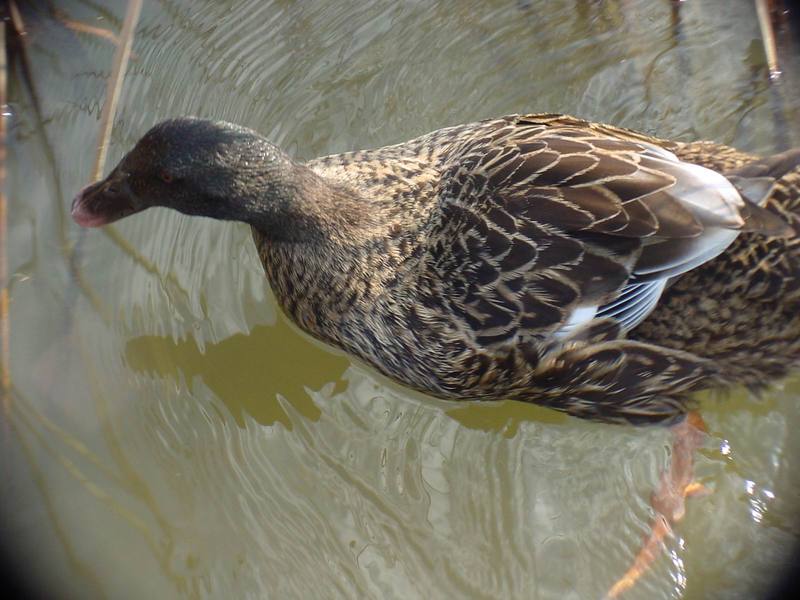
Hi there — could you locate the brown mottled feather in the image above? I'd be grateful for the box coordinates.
[251,113,800,424]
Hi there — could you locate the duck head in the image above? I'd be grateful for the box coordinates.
[72,118,311,235]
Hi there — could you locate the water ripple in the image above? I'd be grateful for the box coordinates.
[5,0,800,598]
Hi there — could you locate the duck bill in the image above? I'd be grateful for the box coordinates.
[71,170,142,227]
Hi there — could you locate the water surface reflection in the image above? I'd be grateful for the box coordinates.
[5,0,800,598]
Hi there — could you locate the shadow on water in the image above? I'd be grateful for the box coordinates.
[125,319,349,428]
[125,316,569,435]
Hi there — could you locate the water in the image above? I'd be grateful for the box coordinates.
[5,0,800,598]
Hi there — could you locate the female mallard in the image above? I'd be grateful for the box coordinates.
[72,113,800,594]
[72,113,800,419]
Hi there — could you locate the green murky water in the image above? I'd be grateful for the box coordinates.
[5,1,800,598]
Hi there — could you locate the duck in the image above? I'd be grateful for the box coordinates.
[72,113,800,596]
[71,113,800,420]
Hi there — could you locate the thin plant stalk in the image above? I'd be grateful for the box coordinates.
[1,17,11,417]
[756,0,780,80]
[92,0,142,182]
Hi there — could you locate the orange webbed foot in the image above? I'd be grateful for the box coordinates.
[606,411,710,599]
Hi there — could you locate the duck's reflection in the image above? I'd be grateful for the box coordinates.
[124,319,349,427]
[124,314,572,435]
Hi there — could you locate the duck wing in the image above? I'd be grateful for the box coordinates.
[421,114,783,343]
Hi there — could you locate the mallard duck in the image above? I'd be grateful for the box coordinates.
[72,113,800,595]
[71,113,800,422]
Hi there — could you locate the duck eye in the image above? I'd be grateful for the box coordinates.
[160,170,174,184]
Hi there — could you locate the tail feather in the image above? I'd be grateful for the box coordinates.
[727,148,800,180]
[737,197,795,237]
[726,175,774,207]
[725,148,800,238]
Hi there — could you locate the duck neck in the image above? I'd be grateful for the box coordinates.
[225,146,370,245]
[249,169,407,347]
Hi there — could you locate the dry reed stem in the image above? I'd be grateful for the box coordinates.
[57,14,122,47]
[92,0,142,182]
[756,0,780,79]
[8,0,25,39]
[86,0,147,314]
[2,16,11,417]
